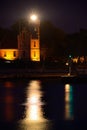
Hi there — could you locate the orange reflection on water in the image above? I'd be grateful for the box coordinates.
[4,91,14,122]
[5,95,14,104]
[4,81,14,88]
[4,104,14,122]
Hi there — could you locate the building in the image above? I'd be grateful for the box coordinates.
[0,16,40,61]
[0,49,19,60]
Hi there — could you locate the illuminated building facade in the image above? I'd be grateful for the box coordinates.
[30,39,40,61]
[0,49,19,60]
[0,15,40,61]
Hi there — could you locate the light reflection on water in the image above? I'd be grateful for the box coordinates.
[19,122,51,130]
[4,91,14,122]
[0,81,15,122]
[18,80,51,130]
[64,84,74,120]
[0,79,76,129]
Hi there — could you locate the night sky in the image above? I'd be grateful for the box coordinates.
[0,0,87,33]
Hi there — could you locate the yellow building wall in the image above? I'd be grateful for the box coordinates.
[30,39,40,48]
[0,49,19,60]
[30,49,40,61]
[30,39,40,61]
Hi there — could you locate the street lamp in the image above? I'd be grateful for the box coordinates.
[68,55,72,76]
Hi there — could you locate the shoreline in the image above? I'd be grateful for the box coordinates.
[0,70,87,81]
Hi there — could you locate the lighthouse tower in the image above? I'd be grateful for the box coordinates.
[18,15,40,61]
[29,14,40,61]
[18,26,30,59]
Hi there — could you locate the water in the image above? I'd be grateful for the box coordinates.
[0,78,87,129]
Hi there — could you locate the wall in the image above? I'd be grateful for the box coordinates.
[0,49,19,60]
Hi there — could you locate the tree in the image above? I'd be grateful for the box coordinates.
[40,20,66,57]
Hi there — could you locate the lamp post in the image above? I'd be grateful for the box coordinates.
[68,55,72,76]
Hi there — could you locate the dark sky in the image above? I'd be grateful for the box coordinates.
[0,0,87,33]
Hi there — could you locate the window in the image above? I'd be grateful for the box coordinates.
[4,52,6,57]
[34,51,36,57]
[14,51,16,57]
[34,41,36,47]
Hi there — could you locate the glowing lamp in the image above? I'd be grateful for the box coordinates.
[30,14,38,21]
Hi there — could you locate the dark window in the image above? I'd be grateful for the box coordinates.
[34,41,36,47]
[4,52,6,57]
[14,51,16,57]
[34,51,36,57]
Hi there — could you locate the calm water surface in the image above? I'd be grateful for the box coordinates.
[0,78,87,129]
